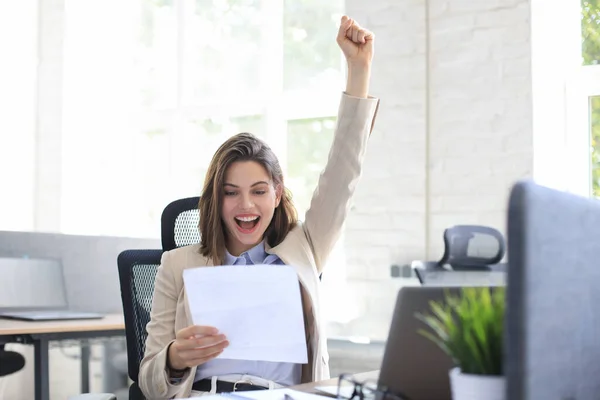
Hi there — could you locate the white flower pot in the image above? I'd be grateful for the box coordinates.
[449,367,505,400]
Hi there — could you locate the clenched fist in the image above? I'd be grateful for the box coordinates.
[337,15,375,69]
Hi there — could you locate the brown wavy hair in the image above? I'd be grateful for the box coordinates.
[198,133,298,264]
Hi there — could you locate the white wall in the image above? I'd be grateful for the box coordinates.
[338,0,534,340]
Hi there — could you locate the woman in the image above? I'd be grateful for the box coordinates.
[139,15,379,399]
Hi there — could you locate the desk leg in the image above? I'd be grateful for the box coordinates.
[81,342,90,392]
[34,338,50,400]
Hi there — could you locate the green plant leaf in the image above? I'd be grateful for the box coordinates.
[414,287,505,376]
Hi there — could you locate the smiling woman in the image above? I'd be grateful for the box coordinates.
[199,133,299,261]
[139,15,380,399]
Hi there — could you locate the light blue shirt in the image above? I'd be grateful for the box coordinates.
[193,242,303,386]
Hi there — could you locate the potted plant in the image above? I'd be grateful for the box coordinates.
[416,287,505,400]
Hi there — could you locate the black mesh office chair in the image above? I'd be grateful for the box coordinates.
[440,225,505,270]
[113,198,198,400]
[120,195,326,400]
[161,196,201,252]
[412,225,507,284]
[117,249,163,400]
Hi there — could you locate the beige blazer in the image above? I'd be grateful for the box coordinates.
[139,92,380,399]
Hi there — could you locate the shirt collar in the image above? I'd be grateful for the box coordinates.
[224,241,268,265]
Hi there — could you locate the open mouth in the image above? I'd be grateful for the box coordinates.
[235,215,260,232]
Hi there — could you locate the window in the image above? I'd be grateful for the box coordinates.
[562,1,600,197]
[582,1,600,68]
[58,0,344,237]
[0,1,37,231]
[286,117,336,213]
[583,1,600,196]
[591,95,600,196]
[57,0,350,333]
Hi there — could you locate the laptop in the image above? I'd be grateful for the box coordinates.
[0,257,104,321]
[506,180,600,399]
[375,286,499,400]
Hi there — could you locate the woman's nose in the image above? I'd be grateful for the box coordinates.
[239,193,254,210]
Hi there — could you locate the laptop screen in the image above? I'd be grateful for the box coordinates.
[0,257,68,310]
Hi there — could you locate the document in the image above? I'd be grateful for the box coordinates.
[183,264,307,363]
[174,388,333,400]
[314,385,354,398]
[229,388,333,400]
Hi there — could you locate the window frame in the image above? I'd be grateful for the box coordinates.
[565,65,600,197]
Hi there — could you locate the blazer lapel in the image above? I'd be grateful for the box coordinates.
[265,238,318,298]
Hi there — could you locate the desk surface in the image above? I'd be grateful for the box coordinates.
[0,313,124,335]
[293,370,379,394]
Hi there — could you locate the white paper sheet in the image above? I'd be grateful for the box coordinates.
[314,385,353,398]
[174,388,334,400]
[183,264,307,363]
[236,388,335,400]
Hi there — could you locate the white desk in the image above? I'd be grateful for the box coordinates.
[0,314,125,400]
[292,370,379,394]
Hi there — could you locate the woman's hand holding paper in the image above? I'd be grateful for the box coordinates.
[168,325,229,370]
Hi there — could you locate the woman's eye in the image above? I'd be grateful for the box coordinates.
[224,191,237,196]
[254,190,266,195]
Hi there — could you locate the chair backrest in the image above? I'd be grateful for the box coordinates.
[161,196,201,251]
[412,225,507,285]
[117,249,163,382]
[506,180,600,399]
[440,225,505,270]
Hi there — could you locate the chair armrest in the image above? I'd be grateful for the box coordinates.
[67,394,117,400]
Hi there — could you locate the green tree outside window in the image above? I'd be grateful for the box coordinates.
[582,1,600,195]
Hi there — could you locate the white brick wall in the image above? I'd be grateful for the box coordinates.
[428,0,532,258]
[337,0,533,340]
